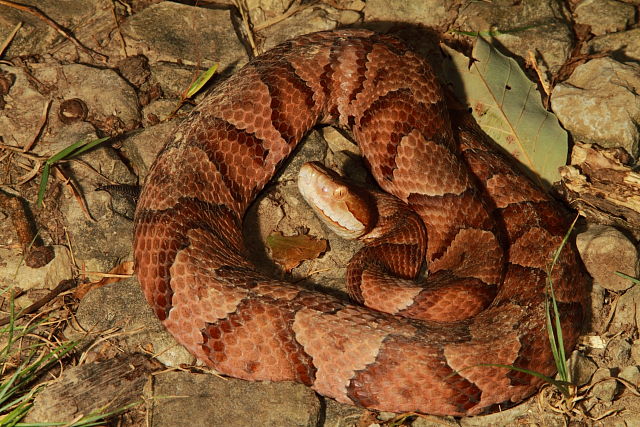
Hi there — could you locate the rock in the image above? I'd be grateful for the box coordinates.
[574,0,636,36]
[606,336,634,368]
[414,414,459,427]
[610,286,640,335]
[631,340,640,365]
[0,245,73,307]
[452,0,573,75]
[575,224,638,292]
[150,371,321,427]
[121,2,248,73]
[0,0,108,61]
[568,351,598,387]
[258,3,346,50]
[149,62,201,100]
[323,398,368,427]
[0,64,51,148]
[121,120,180,177]
[618,366,640,386]
[47,129,137,271]
[591,367,618,402]
[70,279,195,368]
[459,399,532,426]
[26,61,141,135]
[585,28,640,63]
[25,353,158,424]
[116,55,151,89]
[551,58,640,157]
[363,0,458,30]
[241,0,291,26]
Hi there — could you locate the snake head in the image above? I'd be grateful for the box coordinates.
[298,161,376,240]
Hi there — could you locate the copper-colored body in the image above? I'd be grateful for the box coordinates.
[134,30,588,416]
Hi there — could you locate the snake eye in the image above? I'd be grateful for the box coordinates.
[333,186,346,199]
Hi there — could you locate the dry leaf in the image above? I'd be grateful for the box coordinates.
[75,261,135,299]
[266,231,327,272]
[441,38,568,186]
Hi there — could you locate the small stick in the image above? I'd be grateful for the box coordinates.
[0,21,21,57]
[0,279,75,326]
[23,98,51,152]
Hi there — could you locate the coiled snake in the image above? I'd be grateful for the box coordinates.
[133,29,588,416]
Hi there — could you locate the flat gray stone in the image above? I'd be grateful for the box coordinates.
[585,28,640,63]
[121,2,248,74]
[150,371,321,427]
[28,61,141,134]
[363,0,458,29]
[575,224,639,291]
[0,0,105,59]
[591,367,618,402]
[551,58,640,156]
[70,279,194,368]
[452,0,573,75]
[574,0,636,36]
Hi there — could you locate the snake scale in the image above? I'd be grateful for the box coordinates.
[133,29,588,416]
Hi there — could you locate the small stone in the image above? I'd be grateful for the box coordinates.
[364,0,455,28]
[591,367,618,402]
[151,371,321,427]
[574,0,636,36]
[551,58,640,156]
[568,350,598,386]
[618,366,640,386]
[585,28,640,63]
[631,340,640,365]
[116,54,151,88]
[605,336,634,368]
[610,286,640,334]
[575,224,639,291]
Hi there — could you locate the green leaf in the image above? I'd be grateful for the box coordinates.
[185,63,219,99]
[442,37,568,185]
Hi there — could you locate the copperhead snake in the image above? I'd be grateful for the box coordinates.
[133,29,588,416]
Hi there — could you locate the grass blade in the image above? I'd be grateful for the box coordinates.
[478,363,572,397]
[185,63,219,99]
[545,215,579,384]
[64,136,110,159]
[615,271,639,285]
[36,137,110,206]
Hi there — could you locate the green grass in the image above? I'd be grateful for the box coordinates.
[0,290,73,426]
[614,271,640,285]
[36,137,110,207]
[478,216,580,400]
[0,290,139,426]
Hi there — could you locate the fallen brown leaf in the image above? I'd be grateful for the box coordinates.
[74,261,135,299]
[266,231,327,272]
